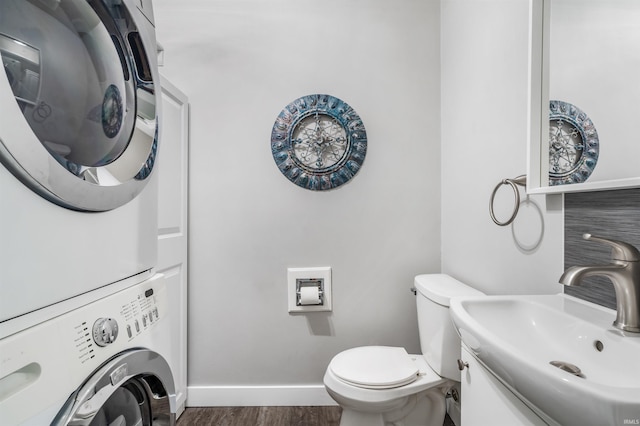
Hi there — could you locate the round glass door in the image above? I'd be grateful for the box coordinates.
[0,0,159,211]
[89,380,152,426]
[51,350,176,426]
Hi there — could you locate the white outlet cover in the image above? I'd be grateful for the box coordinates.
[288,267,332,313]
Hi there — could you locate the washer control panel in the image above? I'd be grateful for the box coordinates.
[120,287,160,340]
[71,283,162,364]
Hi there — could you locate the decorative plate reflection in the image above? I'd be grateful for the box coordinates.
[549,100,599,186]
[271,94,367,190]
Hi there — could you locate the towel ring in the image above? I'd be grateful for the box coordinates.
[489,175,527,226]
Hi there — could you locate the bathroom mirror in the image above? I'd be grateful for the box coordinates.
[527,0,640,194]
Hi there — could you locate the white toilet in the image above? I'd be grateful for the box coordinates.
[323,274,484,426]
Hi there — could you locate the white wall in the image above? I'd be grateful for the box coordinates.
[154,0,442,404]
[440,0,564,295]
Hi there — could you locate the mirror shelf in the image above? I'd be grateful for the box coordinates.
[527,177,640,195]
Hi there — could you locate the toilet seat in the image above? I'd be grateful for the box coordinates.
[329,346,419,389]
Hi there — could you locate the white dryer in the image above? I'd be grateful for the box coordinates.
[0,273,178,425]
[0,0,162,335]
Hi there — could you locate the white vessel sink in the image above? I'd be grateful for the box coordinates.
[449,294,640,426]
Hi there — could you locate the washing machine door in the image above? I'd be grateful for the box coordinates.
[0,0,159,211]
[52,349,176,426]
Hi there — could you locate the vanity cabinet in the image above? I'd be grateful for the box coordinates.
[460,346,547,426]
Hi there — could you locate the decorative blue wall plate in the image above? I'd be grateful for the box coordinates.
[271,94,367,190]
[549,100,599,185]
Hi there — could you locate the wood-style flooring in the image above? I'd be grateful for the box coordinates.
[176,406,341,426]
[176,407,456,425]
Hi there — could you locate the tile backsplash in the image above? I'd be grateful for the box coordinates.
[564,188,640,310]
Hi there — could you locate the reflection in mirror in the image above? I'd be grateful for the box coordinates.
[529,0,640,193]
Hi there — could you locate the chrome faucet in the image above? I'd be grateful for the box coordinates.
[559,233,640,333]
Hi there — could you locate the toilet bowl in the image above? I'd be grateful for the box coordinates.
[323,346,450,426]
[323,274,483,426]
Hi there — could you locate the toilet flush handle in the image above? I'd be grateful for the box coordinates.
[457,359,469,371]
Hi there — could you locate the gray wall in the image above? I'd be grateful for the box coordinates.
[154,0,442,404]
[440,0,564,295]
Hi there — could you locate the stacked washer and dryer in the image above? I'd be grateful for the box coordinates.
[0,0,179,424]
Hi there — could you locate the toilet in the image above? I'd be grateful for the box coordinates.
[323,274,484,426]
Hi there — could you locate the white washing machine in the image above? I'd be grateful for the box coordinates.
[0,273,177,425]
[0,0,163,336]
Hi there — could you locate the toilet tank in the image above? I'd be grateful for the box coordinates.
[415,274,484,381]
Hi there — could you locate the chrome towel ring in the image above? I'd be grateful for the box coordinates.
[489,175,527,226]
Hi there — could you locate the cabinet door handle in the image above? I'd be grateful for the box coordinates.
[457,359,469,371]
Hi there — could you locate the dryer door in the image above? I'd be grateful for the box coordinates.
[52,349,176,426]
[0,0,159,211]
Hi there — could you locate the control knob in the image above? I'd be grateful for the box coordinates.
[92,318,119,347]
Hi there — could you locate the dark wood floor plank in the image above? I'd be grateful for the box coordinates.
[178,406,260,426]
[177,406,341,426]
[177,406,452,425]
[256,406,290,426]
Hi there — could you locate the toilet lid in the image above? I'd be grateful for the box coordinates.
[329,346,419,389]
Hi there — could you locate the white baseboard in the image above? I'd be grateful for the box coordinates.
[186,384,338,407]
